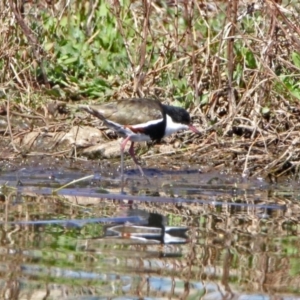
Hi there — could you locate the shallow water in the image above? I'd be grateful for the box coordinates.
[0,157,299,299]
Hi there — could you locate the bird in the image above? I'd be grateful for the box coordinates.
[80,98,200,176]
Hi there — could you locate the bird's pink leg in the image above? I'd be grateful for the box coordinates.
[120,137,144,177]
[128,142,144,176]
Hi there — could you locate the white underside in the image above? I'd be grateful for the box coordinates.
[131,118,163,129]
[163,114,189,137]
[127,132,152,142]
[105,114,188,142]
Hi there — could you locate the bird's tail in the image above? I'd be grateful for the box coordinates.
[79,105,125,134]
[79,105,106,121]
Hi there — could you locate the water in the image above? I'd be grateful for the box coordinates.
[0,157,299,299]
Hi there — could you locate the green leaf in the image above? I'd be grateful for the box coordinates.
[261,107,270,115]
[93,78,109,87]
[62,56,78,65]
[290,88,300,100]
[292,52,300,69]
[99,2,108,17]
[60,16,68,28]
[234,63,243,85]
[245,50,256,69]
[200,93,209,106]
[44,42,54,51]
[68,76,79,83]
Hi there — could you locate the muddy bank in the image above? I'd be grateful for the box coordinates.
[0,101,298,183]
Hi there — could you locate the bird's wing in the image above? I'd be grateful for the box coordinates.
[81,99,164,125]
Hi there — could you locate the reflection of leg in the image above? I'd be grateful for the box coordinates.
[128,142,144,176]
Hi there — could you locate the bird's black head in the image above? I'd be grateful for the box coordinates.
[163,104,191,125]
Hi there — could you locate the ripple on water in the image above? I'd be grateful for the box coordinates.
[0,158,299,298]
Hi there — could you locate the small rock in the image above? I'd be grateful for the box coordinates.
[62,126,103,147]
[83,140,121,159]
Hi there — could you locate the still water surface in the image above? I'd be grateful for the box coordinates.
[0,159,299,299]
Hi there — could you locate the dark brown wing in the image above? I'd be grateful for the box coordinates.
[82,98,164,125]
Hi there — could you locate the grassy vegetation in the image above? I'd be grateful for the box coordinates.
[1,0,300,178]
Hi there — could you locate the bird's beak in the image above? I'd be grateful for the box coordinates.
[189,125,201,135]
